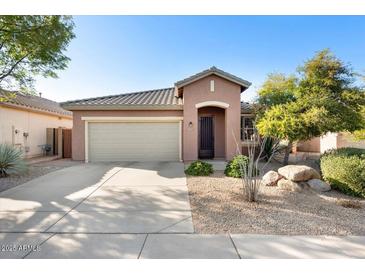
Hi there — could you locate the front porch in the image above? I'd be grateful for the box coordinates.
[184,103,259,162]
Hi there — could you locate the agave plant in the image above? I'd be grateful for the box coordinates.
[0,144,27,177]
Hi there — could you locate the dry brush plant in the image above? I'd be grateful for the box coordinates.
[234,132,276,202]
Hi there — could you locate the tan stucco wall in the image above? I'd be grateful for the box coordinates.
[71,110,183,161]
[297,132,365,154]
[297,137,321,153]
[182,75,241,161]
[198,106,225,158]
[337,132,365,150]
[0,106,72,158]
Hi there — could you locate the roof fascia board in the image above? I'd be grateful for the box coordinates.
[175,71,251,89]
[63,104,183,111]
[81,116,183,122]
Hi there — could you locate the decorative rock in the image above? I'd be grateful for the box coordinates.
[262,171,282,186]
[278,165,321,182]
[307,179,331,192]
[277,178,305,192]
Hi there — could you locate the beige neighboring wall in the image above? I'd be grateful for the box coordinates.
[183,75,241,161]
[297,132,365,154]
[337,132,365,150]
[72,110,183,161]
[297,137,321,153]
[0,105,72,158]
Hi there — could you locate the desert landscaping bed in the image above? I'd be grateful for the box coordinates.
[187,171,365,235]
[0,159,79,193]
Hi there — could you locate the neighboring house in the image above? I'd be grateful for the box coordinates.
[297,132,365,154]
[0,90,73,158]
[62,67,256,162]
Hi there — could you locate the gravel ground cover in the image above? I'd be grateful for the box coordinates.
[187,170,365,235]
[0,159,80,193]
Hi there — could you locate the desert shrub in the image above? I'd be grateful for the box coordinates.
[324,147,365,158]
[261,137,287,162]
[262,137,276,161]
[185,161,213,176]
[320,148,365,198]
[224,155,259,178]
[0,144,27,177]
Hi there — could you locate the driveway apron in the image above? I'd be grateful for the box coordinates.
[0,161,193,234]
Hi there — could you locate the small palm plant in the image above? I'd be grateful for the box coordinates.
[0,144,27,177]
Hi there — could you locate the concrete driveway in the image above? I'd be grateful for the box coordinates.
[0,161,193,234]
[0,161,194,258]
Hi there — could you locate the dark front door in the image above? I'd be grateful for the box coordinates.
[199,116,214,159]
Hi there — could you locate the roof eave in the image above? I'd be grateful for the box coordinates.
[241,109,254,114]
[62,104,184,111]
[0,102,73,118]
[174,71,251,97]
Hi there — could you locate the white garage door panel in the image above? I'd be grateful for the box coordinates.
[88,122,180,161]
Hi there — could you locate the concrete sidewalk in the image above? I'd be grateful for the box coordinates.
[1,233,364,259]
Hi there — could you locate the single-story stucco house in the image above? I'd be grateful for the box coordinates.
[297,132,365,154]
[0,90,73,158]
[62,67,256,162]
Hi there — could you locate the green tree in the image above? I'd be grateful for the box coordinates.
[351,77,365,141]
[257,73,297,108]
[0,16,75,100]
[256,49,365,164]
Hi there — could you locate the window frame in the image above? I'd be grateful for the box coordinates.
[240,114,259,143]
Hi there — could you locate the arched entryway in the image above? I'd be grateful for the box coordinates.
[197,106,226,159]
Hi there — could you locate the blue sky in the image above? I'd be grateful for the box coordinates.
[35,16,365,103]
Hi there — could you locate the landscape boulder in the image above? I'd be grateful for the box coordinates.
[307,179,331,192]
[277,178,305,192]
[278,165,321,182]
[262,170,282,186]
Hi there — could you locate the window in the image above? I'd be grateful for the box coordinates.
[241,116,258,141]
[210,80,215,92]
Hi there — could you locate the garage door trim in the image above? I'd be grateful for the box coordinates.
[83,116,183,162]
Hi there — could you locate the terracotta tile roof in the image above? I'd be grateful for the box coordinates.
[0,90,72,117]
[62,88,183,110]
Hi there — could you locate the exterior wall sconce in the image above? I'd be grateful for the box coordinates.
[188,121,193,128]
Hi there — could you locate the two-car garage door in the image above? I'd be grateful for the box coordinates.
[87,122,180,162]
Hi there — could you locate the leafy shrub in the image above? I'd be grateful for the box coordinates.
[320,148,365,198]
[0,144,27,177]
[185,161,213,176]
[324,147,365,158]
[224,155,259,178]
